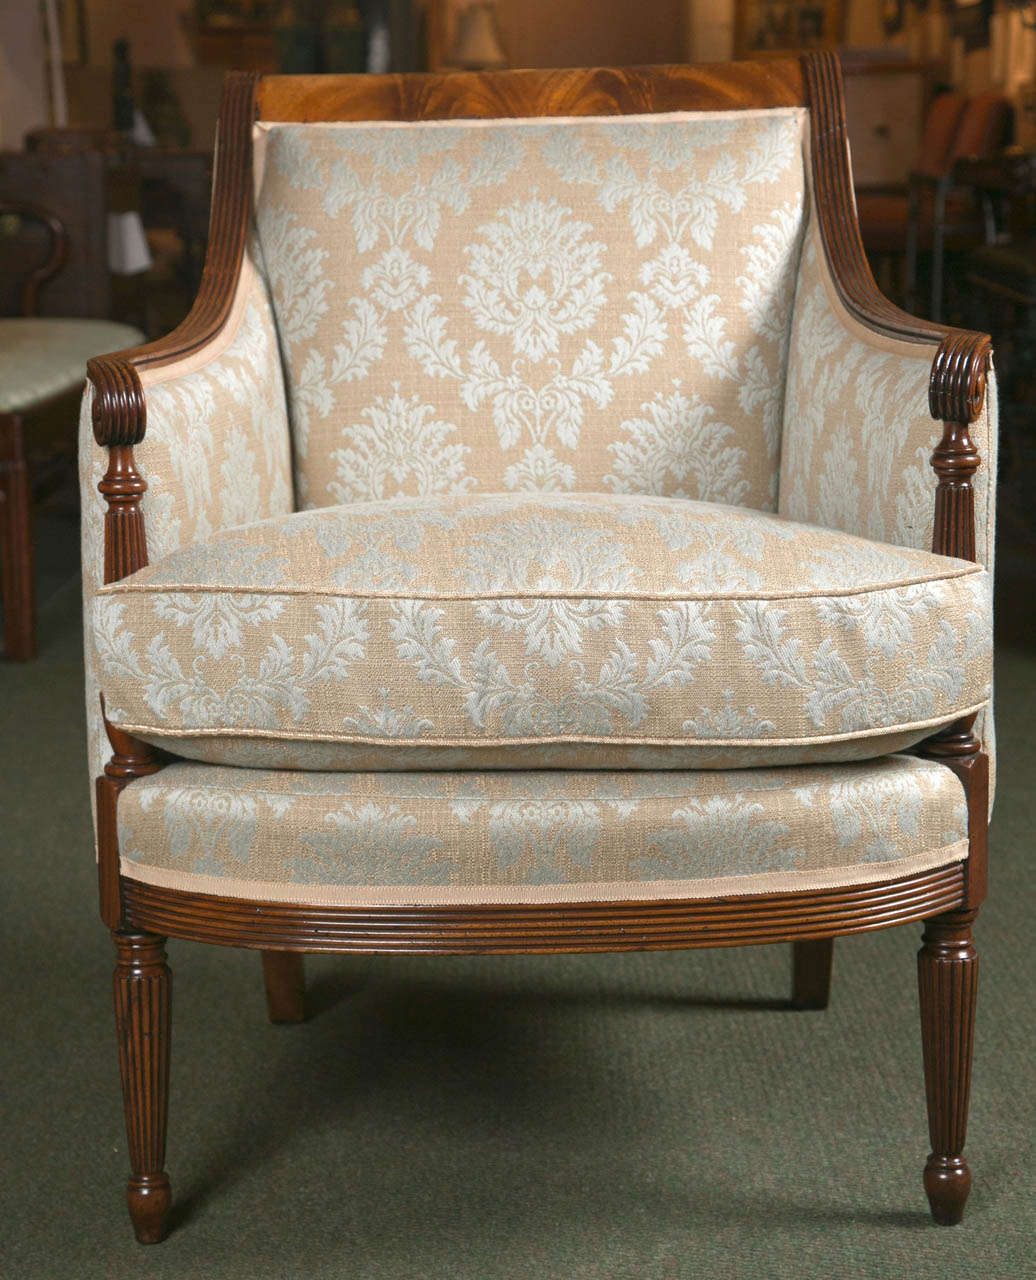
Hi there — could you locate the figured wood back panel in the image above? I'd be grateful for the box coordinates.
[256,62,807,122]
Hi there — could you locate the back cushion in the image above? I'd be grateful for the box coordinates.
[255,109,807,511]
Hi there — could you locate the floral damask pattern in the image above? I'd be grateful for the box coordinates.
[254,110,807,510]
[779,220,998,783]
[115,755,969,905]
[80,247,294,787]
[780,227,996,567]
[94,492,992,769]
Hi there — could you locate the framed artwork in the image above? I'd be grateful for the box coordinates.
[734,1,844,58]
[950,0,994,53]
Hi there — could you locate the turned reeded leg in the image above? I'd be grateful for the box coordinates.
[791,938,833,1009]
[261,950,306,1023]
[918,909,978,1225]
[113,932,172,1244]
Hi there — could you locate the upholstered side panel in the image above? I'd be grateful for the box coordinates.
[779,207,997,783]
[780,218,996,568]
[253,109,808,511]
[80,244,294,788]
[116,755,968,906]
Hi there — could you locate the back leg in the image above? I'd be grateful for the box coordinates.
[261,951,306,1023]
[792,938,833,1009]
[0,413,35,660]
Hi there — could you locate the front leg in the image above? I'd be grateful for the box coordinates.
[917,908,978,1225]
[113,931,172,1243]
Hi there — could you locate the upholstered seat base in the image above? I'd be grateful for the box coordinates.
[117,755,968,908]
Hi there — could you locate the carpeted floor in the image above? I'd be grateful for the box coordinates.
[1,509,1033,1280]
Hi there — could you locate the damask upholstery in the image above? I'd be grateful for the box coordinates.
[79,101,997,862]
[80,246,293,784]
[781,229,997,569]
[117,754,967,905]
[780,219,998,786]
[93,492,990,770]
[253,110,808,511]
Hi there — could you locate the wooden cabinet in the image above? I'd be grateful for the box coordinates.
[842,60,932,189]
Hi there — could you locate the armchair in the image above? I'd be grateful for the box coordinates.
[82,54,996,1243]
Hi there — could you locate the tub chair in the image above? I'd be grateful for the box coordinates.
[81,54,996,1242]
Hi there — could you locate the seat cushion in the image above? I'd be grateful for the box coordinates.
[116,755,968,906]
[94,492,992,770]
[0,318,143,412]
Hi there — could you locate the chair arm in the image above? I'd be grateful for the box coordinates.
[88,70,258,453]
[83,72,295,589]
[795,54,995,569]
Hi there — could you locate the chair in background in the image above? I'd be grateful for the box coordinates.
[957,150,1036,480]
[82,55,996,1242]
[857,90,1013,319]
[0,200,141,658]
[857,90,967,295]
[904,92,1014,320]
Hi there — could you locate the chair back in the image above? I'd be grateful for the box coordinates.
[949,92,1014,165]
[252,76,811,513]
[0,152,110,319]
[915,91,968,178]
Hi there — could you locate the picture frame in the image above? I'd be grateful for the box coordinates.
[734,0,844,59]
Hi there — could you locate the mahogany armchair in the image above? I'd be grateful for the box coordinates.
[81,54,996,1243]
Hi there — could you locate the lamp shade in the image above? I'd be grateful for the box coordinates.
[450,3,507,70]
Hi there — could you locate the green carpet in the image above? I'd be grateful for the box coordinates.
[1,512,1033,1280]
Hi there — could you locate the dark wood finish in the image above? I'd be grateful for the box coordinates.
[112,931,172,1245]
[97,702,163,930]
[0,413,34,660]
[0,152,109,320]
[791,938,834,1009]
[0,201,72,661]
[97,443,149,587]
[0,200,68,318]
[261,951,306,1023]
[917,908,978,1225]
[257,61,807,123]
[121,865,965,955]
[85,70,258,467]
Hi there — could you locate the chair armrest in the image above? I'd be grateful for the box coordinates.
[83,72,292,586]
[80,73,296,792]
[88,72,257,452]
[792,55,995,569]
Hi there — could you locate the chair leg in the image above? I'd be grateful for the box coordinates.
[918,908,978,1225]
[791,938,833,1009]
[0,412,35,660]
[113,931,172,1244]
[261,950,306,1023]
